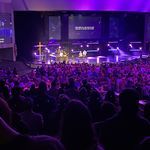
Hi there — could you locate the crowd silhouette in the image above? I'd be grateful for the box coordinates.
[0,59,150,150]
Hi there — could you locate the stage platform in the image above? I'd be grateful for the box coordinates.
[31,54,149,67]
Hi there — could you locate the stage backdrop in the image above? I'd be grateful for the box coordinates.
[14,11,145,60]
[12,0,150,12]
[49,16,61,40]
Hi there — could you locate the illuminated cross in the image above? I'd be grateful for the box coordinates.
[35,42,44,61]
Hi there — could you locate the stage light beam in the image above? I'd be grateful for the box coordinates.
[117,47,119,50]
[129,44,133,48]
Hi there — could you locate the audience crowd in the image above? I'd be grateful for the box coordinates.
[0,58,150,150]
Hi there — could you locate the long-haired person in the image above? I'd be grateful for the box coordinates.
[60,100,103,150]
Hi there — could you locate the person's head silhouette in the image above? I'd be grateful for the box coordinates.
[119,89,140,116]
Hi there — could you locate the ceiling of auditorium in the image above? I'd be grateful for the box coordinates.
[0,0,11,3]
[1,0,150,12]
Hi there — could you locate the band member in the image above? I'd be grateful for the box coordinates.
[60,50,64,57]
[56,48,61,55]
[83,50,87,57]
[79,51,83,57]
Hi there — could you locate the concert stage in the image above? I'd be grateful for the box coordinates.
[33,54,146,65]
[33,40,145,64]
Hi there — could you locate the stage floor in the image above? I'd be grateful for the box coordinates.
[33,54,148,65]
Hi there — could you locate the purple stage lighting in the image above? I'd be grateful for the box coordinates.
[13,0,150,12]
[129,44,133,48]
[107,43,110,47]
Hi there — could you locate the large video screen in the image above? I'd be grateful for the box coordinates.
[49,16,61,40]
[0,13,13,44]
[69,15,101,39]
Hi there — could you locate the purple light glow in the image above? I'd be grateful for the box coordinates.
[129,44,133,48]
[12,0,150,12]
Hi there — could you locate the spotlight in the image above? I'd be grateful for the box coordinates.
[86,44,89,47]
[97,48,100,51]
[129,44,133,48]
[47,60,51,64]
[60,52,63,57]
[34,52,37,56]
[139,47,142,50]
[80,45,83,48]
[59,46,61,49]
[117,47,119,50]
[71,49,74,52]
[107,43,110,47]
[45,47,50,53]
